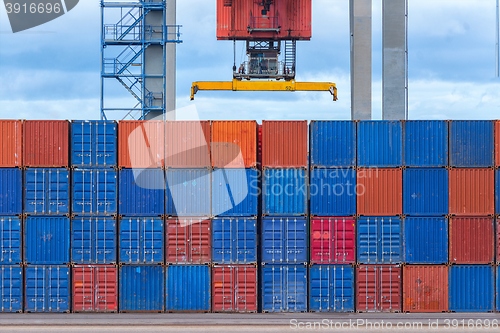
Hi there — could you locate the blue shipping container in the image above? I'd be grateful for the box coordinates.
[71,216,116,264]
[24,216,70,265]
[357,121,403,167]
[309,265,354,312]
[404,120,448,167]
[261,265,307,312]
[450,120,494,167]
[119,265,164,312]
[261,217,308,264]
[449,265,494,312]
[72,169,117,215]
[310,121,356,167]
[119,217,164,264]
[404,217,448,264]
[0,216,22,264]
[310,168,356,216]
[24,265,70,313]
[403,168,448,216]
[0,168,22,215]
[71,120,117,168]
[24,168,70,215]
[0,266,23,312]
[166,169,211,216]
[357,216,402,264]
[263,168,307,216]
[119,169,165,216]
[212,217,257,264]
[211,168,258,217]
[165,265,211,312]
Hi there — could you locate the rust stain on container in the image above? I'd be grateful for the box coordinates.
[211,121,257,168]
[212,265,257,313]
[165,121,211,168]
[0,120,22,167]
[449,168,494,216]
[357,168,403,216]
[23,120,69,168]
[403,265,448,313]
[262,120,307,168]
[165,217,211,264]
[356,265,402,313]
[72,265,118,312]
[118,121,165,169]
[449,217,494,264]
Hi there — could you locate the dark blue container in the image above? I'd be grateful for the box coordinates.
[71,216,116,264]
[449,265,494,312]
[357,121,403,167]
[24,216,70,265]
[261,264,307,312]
[404,217,448,264]
[0,168,22,215]
[309,265,354,312]
[404,120,448,167]
[166,169,211,216]
[450,120,494,167]
[263,168,307,216]
[212,217,257,264]
[261,217,308,264]
[310,121,356,167]
[211,168,258,217]
[310,168,356,216]
[119,217,164,264]
[71,120,117,168]
[403,168,448,216]
[119,265,165,312]
[0,216,22,265]
[24,168,70,215]
[357,216,402,264]
[72,169,117,215]
[119,169,165,216]
[0,265,23,312]
[24,265,70,313]
[165,265,211,312]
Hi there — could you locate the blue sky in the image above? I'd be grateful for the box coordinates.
[0,0,499,120]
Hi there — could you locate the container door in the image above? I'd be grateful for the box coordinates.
[142,218,163,263]
[189,219,211,263]
[284,218,307,263]
[310,218,332,263]
[261,218,284,263]
[378,266,401,312]
[95,266,117,312]
[331,265,354,312]
[261,266,284,312]
[46,266,70,312]
[73,266,95,311]
[95,217,116,264]
[356,265,378,312]
[235,218,257,263]
[283,266,307,312]
[212,266,234,311]
[379,217,402,263]
[333,218,356,263]
[95,170,117,215]
[0,216,21,264]
[309,265,331,311]
[166,219,188,262]
[234,265,257,312]
[357,218,378,263]
[212,219,231,263]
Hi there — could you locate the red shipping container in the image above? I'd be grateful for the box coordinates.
[72,265,118,312]
[449,217,494,264]
[211,121,257,168]
[356,265,402,313]
[262,120,307,168]
[449,168,494,216]
[495,121,500,166]
[0,120,22,167]
[165,121,211,168]
[165,217,211,264]
[212,265,257,313]
[403,265,448,313]
[257,124,262,168]
[118,121,165,169]
[357,168,403,216]
[23,120,69,167]
[310,217,356,264]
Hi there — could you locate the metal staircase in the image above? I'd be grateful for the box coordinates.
[284,40,296,79]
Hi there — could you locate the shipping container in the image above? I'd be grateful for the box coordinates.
[357,168,402,216]
[119,217,164,264]
[449,168,494,216]
[261,264,307,312]
[72,169,117,215]
[71,120,117,168]
[497,219,500,264]
[0,168,22,215]
[403,265,448,313]
[261,217,308,264]
[71,217,116,264]
[211,121,257,168]
[118,120,165,169]
[404,120,448,167]
[211,168,258,217]
[165,121,211,168]
[309,121,356,167]
[404,217,448,264]
[262,168,307,216]
[310,217,355,264]
[24,216,70,265]
[496,169,500,215]
[262,121,308,168]
[0,120,22,167]
[356,265,402,312]
[357,216,402,264]
[257,124,262,167]
[165,169,210,216]
[212,265,257,312]
[118,169,165,216]
[309,265,354,312]
[0,265,23,312]
[357,121,402,167]
[496,120,500,166]
[0,216,22,264]
[449,217,494,264]
[119,265,164,312]
[497,266,500,311]
[449,265,494,312]
[24,265,70,312]
[72,265,118,312]
[403,168,448,216]
[23,120,69,168]
[212,217,257,264]
[24,168,70,215]
[450,120,494,167]
[310,168,356,216]
[165,265,211,312]
[165,217,211,264]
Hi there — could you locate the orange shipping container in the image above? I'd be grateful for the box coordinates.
[118,121,165,169]
[165,121,211,168]
[0,120,22,167]
[357,168,403,216]
[403,265,448,313]
[262,120,307,168]
[23,120,69,167]
[211,121,257,168]
[449,217,494,264]
[449,168,494,215]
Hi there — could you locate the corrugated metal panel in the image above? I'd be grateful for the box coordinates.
[118,121,165,169]
[24,168,70,215]
[449,265,494,312]
[212,217,257,264]
[357,217,402,264]
[71,120,117,168]
[165,265,211,312]
[357,168,402,216]
[119,217,164,264]
[449,168,494,215]
[72,265,118,312]
[165,217,211,264]
[212,265,257,313]
[404,120,448,167]
[24,265,70,313]
[356,265,402,313]
[497,266,500,311]
[450,120,494,167]
[211,168,258,217]
[118,169,165,216]
[0,168,22,215]
[165,169,210,217]
[403,168,448,216]
[262,121,308,168]
[309,265,354,312]
[404,217,448,264]
[119,265,164,312]
[309,121,356,167]
[310,168,356,216]
[0,265,23,312]
[263,168,307,216]
[261,217,308,264]
[403,265,448,313]
[72,169,117,216]
[23,120,69,167]
[357,121,403,167]
[211,121,257,168]
[310,217,355,264]
[496,170,500,215]
[0,216,22,265]
[449,217,494,264]
[496,120,500,166]
[71,217,117,264]
[261,264,307,312]
[165,121,211,168]
[24,216,70,265]
[0,120,22,167]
